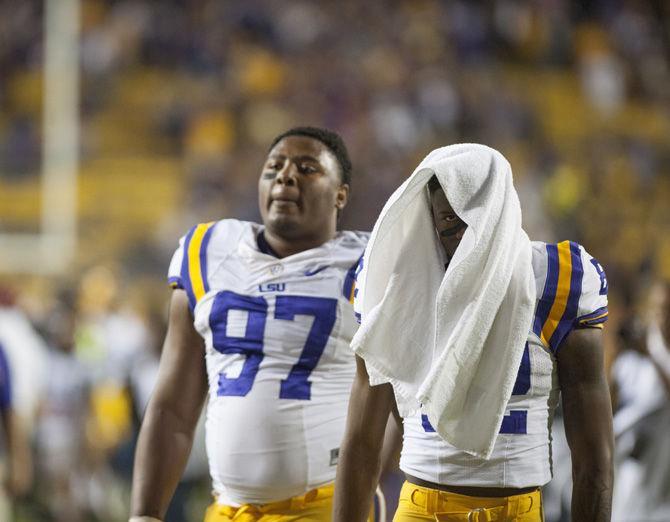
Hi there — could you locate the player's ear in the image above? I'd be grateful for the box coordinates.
[335,183,349,211]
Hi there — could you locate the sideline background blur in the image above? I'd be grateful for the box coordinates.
[0,1,668,521]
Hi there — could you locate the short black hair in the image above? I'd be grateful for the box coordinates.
[269,126,352,186]
[427,174,443,194]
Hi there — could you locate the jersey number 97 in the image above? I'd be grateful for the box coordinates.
[209,291,338,400]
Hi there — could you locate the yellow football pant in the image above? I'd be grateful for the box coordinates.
[392,481,543,522]
[204,483,370,522]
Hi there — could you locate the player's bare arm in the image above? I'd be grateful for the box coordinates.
[558,327,614,522]
[380,411,403,476]
[130,289,208,519]
[333,355,396,522]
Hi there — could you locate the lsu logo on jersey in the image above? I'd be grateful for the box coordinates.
[259,283,286,292]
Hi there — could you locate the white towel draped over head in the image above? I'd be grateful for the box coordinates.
[352,143,536,459]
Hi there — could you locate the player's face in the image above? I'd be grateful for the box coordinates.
[430,186,467,261]
[258,136,348,241]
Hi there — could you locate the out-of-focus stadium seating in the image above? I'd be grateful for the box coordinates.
[2,0,669,279]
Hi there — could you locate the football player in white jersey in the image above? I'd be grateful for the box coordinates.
[334,175,614,521]
[130,127,369,522]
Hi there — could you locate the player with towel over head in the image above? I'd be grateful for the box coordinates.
[334,144,614,522]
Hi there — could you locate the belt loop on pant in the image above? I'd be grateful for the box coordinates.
[289,485,323,510]
[231,504,260,521]
[505,490,536,517]
[289,494,304,511]
[468,507,486,522]
[525,493,536,514]
[303,486,319,504]
[507,494,522,519]
[428,486,444,514]
[410,486,428,510]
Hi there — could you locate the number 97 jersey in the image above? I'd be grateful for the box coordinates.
[167,219,367,506]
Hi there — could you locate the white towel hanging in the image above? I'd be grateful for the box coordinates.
[352,144,536,459]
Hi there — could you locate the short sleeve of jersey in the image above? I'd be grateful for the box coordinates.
[342,250,364,305]
[166,221,219,311]
[0,344,12,411]
[351,255,365,324]
[334,231,368,322]
[574,245,609,329]
[533,241,608,355]
[167,236,186,290]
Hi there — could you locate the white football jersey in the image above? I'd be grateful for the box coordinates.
[397,241,609,488]
[168,219,367,505]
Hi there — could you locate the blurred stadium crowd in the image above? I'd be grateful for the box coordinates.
[0,1,669,521]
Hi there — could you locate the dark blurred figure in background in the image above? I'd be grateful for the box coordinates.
[0,286,45,520]
[120,304,209,522]
[611,280,670,519]
[35,290,91,522]
[0,338,32,519]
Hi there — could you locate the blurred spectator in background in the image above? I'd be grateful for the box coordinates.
[73,266,156,520]
[0,339,32,520]
[121,303,209,522]
[611,279,670,519]
[0,287,48,432]
[0,286,45,519]
[34,289,90,522]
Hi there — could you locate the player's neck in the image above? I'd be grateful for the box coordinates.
[262,229,336,258]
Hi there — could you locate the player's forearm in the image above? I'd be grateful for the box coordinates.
[571,462,613,522]
[558,329,614,521]
[334,359,394,521]
[130,403,197,518]
[333,434,383,522]
[568,406,614,522]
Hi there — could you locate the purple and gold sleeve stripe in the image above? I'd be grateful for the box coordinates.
[576,306,609,329]
[168,276,182,289]
[343,254,364,305]
[533,244,559,339]
[0,344,12,411]
[533,241,584,354]
[180,222,216,311]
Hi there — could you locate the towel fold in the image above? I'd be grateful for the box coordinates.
[352,144,536,459]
